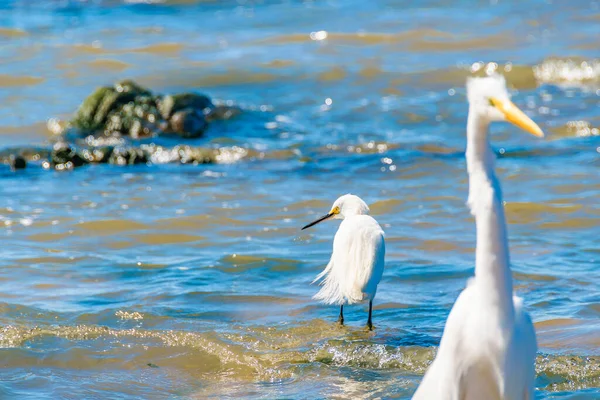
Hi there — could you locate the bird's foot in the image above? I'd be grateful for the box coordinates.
[366,321,373,331]
[337,317,344,326]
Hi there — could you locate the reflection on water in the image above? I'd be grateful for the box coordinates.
[0,0,599,398]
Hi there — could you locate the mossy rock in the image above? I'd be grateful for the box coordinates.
[0,142,227,170]
[69,80,239,140]
[169,108,208,138]
[78,146,114,163]
[71,86,114,131]
[114,80,152,96]
[109,147,149,166]
[71,80,154,133]
[50,143,88,169]
[157,93,213,120]
[93,90,138,128]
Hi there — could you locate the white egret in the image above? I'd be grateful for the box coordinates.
[413,74,541,399]
[302,194,385,330]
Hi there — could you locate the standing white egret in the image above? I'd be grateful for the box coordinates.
[302,194,385,330]
[413,74,541,399]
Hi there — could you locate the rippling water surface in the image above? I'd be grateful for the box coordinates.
[1,0,600,398]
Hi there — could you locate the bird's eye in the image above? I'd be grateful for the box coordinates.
[488,98,496,107]
[332,206,340,214]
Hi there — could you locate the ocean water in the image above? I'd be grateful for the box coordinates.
[0,0,599,398]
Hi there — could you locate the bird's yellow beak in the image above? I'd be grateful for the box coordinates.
[301,206,340,230]
[489,97,544,138]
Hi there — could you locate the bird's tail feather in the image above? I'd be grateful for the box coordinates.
[312,260,365,305]
[312,260,333,285]
[313,279,345,305]
[311,260,344,304]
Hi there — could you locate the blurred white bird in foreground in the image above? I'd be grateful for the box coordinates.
[413,75,540,400]
[302,194,385,330]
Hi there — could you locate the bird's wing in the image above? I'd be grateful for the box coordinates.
[335,216,385,304]
[503,296,537,400]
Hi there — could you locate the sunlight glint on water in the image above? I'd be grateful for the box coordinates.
[0,0,599,398]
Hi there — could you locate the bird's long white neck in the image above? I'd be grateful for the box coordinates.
[466,109,514,316]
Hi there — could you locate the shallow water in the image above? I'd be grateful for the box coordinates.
[1,0,600,398]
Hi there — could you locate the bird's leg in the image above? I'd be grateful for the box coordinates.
[337,305,344,326]
[367,300,373,331]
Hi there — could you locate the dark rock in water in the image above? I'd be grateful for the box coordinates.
[79,146,114,163]
[9,155,26,171]
[114,80,152,97]
[108,147,149,166]
[50,142,88,170]
[128,148,149,165]
[68,80,234,140]
[93,90,137,128]
[157,93,213,120]
[71,80,157,135]
[105,103,165,139]
[39,80,249,169]
[71,86,113,131]
[169,109,208,138]
[0,142,240,170]
[0,147,49,167]
[93,146,115,163]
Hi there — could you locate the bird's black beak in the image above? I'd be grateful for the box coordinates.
[301,212,334,230]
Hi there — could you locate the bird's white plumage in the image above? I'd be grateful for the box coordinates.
[413,75,537,400]
[311,194,385,306]
[314,215,385,304]
[466,73,510,107]
[413,285,537,399]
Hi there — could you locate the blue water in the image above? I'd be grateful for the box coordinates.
[0,0,599,398]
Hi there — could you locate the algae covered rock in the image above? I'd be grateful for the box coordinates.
[50,142,88,169]
[71,80,153,132]
[71,86,113,131]
[16,79,250,172]
[169,109,208,138]
[114,80,153,97]
[0,142,248,172]
[157,93,213,120]
[105,96,166,139]
[69,80,229,140]
[108,147,149,166]
[78,146,114,163]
